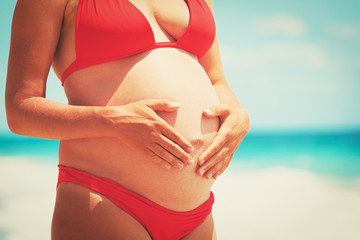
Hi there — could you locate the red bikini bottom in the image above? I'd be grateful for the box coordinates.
[57,165,214,240]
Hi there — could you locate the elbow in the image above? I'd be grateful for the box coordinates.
[6,118,22,136]
[244,110,250,133]
[239,107,250,134]
[5,98,25,136]
[6,108,21,136]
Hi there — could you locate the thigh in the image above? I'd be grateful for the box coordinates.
[51,182,151,240]
[181,212,216,240]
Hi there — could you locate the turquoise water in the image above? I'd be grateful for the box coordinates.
[0,134,59,157]
[1,131,359,178]
[234,131,360,178]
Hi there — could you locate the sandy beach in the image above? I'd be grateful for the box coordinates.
[1,157,360,240]
[212,166,360,240]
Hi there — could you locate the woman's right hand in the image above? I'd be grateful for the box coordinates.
[100,99,194,170]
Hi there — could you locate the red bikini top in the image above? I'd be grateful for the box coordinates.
[60,0,216,85]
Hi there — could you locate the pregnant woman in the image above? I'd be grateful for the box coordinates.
[6,0,249,239]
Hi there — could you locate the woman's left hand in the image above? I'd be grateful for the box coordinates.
[197,104,250,179]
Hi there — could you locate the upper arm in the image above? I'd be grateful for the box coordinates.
[5,0,68,105]
[199,0,228,86]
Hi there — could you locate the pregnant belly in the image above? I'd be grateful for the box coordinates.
[59,49,220,210]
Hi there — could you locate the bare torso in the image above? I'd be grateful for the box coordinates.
[52,0,220,211]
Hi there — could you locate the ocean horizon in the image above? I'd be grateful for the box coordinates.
[1,129,359,178]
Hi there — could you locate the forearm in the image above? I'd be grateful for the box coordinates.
[212,81,250,129]
[6,96,111,140]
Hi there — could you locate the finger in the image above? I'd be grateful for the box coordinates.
[145,98,181,112]
[197,153,217,177]
[203,104,230,117]
[212,162,228,179]
[158,121,194,154]
[213,154,233,179]
[144,99,194,153]
[198,148,228,177]
[204,157,227,179]
[198,131,228,165]
[146,147,172,170]
[148,143,185,169]
[157,135,193,165]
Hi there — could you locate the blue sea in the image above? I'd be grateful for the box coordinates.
[1,130,359,178]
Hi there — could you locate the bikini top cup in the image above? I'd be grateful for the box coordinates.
[60,0,216,85]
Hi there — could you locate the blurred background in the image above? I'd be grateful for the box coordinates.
[1,0,359,239]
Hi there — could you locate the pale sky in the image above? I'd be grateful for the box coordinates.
[1,0,359,134]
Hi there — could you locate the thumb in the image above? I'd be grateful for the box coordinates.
[145,99,181,112]
[203,104,230,117]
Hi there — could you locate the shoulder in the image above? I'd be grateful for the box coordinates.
[12,0,69,32]
[15,0,69,14]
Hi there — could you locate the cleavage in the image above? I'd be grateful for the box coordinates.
[128,0,190,42]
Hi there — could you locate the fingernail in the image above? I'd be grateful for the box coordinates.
[204,108,213,115]
[200,170,205,176]
[170,102,180,107]
[176,163,184,169]
[187,147,194,153]
[186,159,193,165]
[207,174,213,179]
